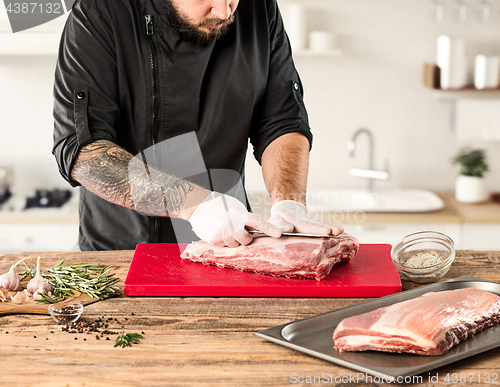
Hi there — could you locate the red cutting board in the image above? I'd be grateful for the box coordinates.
[124,243,401,297]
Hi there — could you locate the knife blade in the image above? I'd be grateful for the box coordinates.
[248,230,339,239]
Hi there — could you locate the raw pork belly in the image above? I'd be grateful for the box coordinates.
[180,233,359,281]
[333,288,500,355]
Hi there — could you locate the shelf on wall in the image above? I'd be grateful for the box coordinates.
[423,64,500,100]
[0,31,61,56]
[431,88,500,100]
[0,18,66,56]
[294,48,343,57]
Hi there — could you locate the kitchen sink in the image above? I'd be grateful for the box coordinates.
[306,189,445,213]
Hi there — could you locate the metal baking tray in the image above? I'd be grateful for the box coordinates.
[255,276,500,381]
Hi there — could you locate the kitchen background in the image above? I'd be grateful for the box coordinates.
[1,0,499,253]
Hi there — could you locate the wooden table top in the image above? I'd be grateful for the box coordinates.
[1,249,500,387]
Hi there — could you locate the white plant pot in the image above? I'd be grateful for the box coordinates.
[455,175,489,203]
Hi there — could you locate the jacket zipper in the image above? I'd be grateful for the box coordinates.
[145,15,162,243]
[145,15,159,143]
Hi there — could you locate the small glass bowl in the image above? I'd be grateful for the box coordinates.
[391,231,455,284]
[48,303,84,325]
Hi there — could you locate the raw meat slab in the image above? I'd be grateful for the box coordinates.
[181,234,358,280]
[333,288,500,355]
[124,243,401,297]
[255,278,500,380]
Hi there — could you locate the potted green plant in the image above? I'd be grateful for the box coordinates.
[452,148,489,203]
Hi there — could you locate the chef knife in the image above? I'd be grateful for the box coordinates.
[248,230,339,239]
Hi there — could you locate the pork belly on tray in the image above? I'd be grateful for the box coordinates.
[333,288,500,355]
[180,233,359,281]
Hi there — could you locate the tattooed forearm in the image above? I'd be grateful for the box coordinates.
[71,140,134,208]
[132,166,195,217]
[71,140,202,218]
[162,179,195,214]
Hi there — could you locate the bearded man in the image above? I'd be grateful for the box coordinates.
[52,0,343,251]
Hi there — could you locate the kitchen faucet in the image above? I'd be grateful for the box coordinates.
[348,128,389,191]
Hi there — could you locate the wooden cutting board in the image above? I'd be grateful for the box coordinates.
[124,243,402,297]
[0,279,101,316]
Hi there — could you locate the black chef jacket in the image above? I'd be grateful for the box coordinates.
[52,0,313,251]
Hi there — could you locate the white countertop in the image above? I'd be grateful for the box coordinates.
[0,194,78,223]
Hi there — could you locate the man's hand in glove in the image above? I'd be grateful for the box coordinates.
[269,200,343,235]
[188,193,281,247]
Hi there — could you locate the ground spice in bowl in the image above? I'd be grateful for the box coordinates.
[403,252,446,268]
[391,231,455,283]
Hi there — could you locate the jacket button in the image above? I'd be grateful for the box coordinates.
[293,82,299,91]
[76,92,86,100]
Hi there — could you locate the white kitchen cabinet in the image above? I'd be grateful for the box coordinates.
[341,223,462,249]
[0,223,79,254]
[461,224,500,251]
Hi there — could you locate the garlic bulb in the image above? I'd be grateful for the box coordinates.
[0,257,26,291]
[27,256,53,295]
[10,289,30,304]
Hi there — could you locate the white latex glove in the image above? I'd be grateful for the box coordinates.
[269,200,343,235]
[188,192,281,247]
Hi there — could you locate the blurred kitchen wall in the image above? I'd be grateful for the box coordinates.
[245,0,500,194]
[0,55,61,194]
[0,1,499,196]
[0,0,64,196]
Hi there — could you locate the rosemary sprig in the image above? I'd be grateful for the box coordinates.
[38,288,75,304]
[22,260,120,304]
[114,331,143,348]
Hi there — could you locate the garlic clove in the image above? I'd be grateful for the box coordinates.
[33,286,51,301]
[10,290,29,304]
[0,287,8,302]
[0,257,26,291]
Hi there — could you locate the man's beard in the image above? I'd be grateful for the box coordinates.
[165,0,235,45]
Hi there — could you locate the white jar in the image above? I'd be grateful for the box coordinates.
[474,55,500,90]
[436,36,467,90]
[455,175,489,203]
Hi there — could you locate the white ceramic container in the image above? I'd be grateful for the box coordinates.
[455,175,489,203]
[474,55,500,90]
